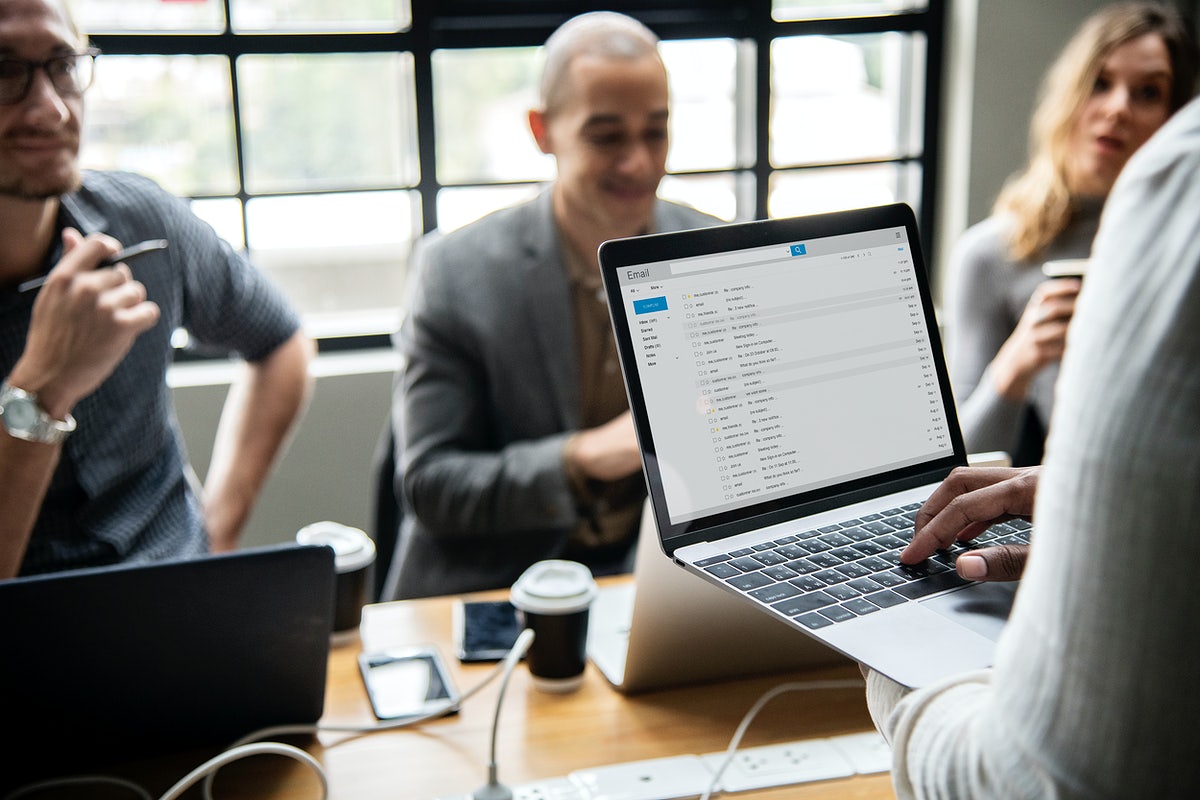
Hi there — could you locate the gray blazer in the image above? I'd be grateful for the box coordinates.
[386,190,718,599]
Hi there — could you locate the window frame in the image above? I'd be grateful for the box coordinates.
[87,0,945,354]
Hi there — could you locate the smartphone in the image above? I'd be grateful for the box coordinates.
[453,599,522,662]
[358,645,460,721]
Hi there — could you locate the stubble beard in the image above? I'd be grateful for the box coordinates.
[0,125,84,200]
[0,163,81,200]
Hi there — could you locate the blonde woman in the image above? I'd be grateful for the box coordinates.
[946,1,1197,464]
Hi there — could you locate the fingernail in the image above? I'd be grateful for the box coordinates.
[958,554,987,580]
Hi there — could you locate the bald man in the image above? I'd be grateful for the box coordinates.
[387,12,717,598]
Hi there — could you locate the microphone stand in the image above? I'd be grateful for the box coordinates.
[472,628,535,800]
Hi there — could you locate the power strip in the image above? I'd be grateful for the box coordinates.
[572,755,712,800]
[438,731,890,800]
[700,739,855,791]
[511,778,586,800]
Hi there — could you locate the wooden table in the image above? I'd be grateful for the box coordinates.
[26,582,897,800]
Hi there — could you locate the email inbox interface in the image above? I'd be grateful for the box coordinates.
[620,228,954,524]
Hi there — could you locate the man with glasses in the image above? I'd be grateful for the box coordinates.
[0,0,313,579]
[0,46,97,108]
[386,11,718,598]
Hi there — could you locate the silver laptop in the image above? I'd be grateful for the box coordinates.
[598,203,1030,689]
[587,499,849,693]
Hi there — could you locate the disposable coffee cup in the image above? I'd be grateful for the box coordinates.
[296,522,376,639]
[509,560,598,693]
[1042,258,1089,279]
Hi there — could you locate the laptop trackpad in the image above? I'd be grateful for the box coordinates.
[921,581,1017,642]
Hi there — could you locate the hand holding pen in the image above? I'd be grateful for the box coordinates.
[6,230,165,421]
[17,237,168,294]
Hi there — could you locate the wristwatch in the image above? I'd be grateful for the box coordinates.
[0,380,76,445]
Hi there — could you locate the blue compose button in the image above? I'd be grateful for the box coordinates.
[633,296,669,314]
[790,243,807,257]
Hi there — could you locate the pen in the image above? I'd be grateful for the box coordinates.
[16,238,170,294]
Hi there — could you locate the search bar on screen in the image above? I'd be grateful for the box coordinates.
[669,244,801,276]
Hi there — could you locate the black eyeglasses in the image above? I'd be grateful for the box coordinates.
[0,48,100,106]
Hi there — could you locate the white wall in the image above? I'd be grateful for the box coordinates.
[171,350,397,550]
[935,0,1114,294]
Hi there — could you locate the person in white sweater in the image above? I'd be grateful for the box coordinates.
[866,94,1200,799]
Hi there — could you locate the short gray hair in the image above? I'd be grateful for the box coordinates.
[54,0,87,48]
[538,11,661,115]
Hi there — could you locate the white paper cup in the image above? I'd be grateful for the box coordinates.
[510,560,598,693]
[296,522,376,637]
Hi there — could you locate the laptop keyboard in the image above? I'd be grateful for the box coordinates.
[695,504,1033,631]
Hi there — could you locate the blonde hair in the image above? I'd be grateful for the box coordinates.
[537,11,661,116]
[994,2,1197,262]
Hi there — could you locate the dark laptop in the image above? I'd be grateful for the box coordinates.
[599,203,1030,689]
[0,543,335,787]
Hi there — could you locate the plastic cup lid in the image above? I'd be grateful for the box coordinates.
[296,522,376,573]
[1042,258,1089,278]
[510,560,597,615]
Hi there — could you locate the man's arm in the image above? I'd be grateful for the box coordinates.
[393,218,591,538]
[1,230,160,578]
[397,310,581,537]
[562,410,642,482]
[201,331,314,552]
[0,435,63,578]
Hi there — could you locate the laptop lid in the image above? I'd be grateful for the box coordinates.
[599,203,966,558]
[587,500,849,694]
[0,543,335,786]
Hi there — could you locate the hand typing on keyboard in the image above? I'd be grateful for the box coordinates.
[698,471,1037,631]
[903,466,1040,582]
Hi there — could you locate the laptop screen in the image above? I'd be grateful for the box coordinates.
[0,544,334,786]
[600,204,964,551]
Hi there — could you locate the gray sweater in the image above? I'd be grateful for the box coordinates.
[945,198,1103,457]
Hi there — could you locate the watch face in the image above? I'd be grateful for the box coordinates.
[0,384,73,443]
[5,396,37,431]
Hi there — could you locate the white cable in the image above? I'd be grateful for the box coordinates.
[698,678,865,800]
[200,629,537,800]
[481,628,536,796]
[3,775,153,800]
[7,640,848,800]
[228,631,532,748]
[5,630,539,800]
[158,742,327,800]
